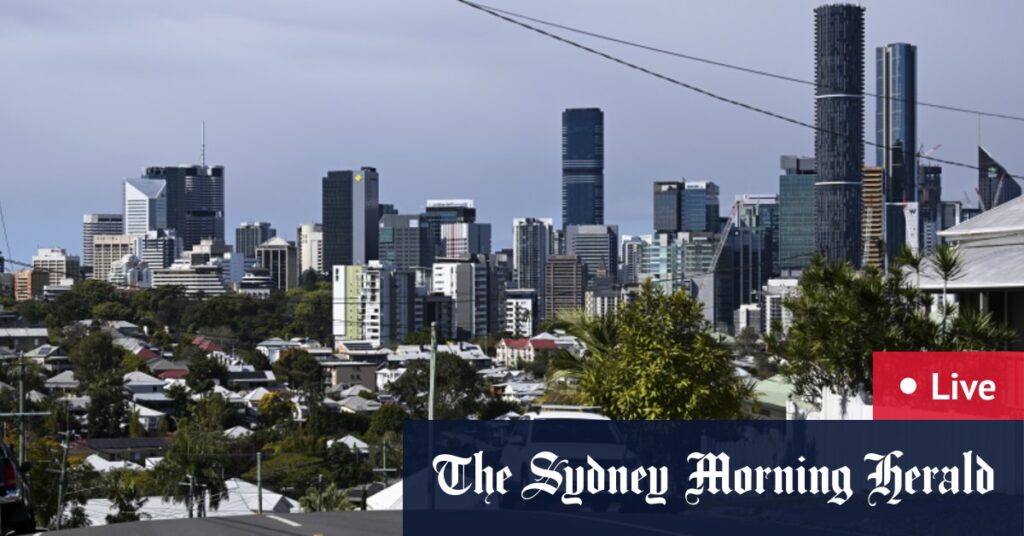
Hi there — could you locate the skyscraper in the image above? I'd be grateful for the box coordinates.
[123,178,168,236]
[978,146,1021,211]
[545,255,587,319]
[91,235,135,282]
[814,4,865,266]
[333,262,395,345]
[732,194,779,308]
[876,43,917,203]
[322,167,380,271]
[236,222,277,259]
[512,217,553,291]
[681,181,720,232]
[919,166,942,254]
[140,165,225,251]
[135,230,180,270]
[32,248,80,285]
[566,224,619,282]
[82,213,124,270]
[562,108,604,227]
[379,214,433,269]
[861,166,885,268]
[653,181,683,233]
[778,156,817,274]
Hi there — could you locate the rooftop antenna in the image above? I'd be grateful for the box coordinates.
[201,120,207,167]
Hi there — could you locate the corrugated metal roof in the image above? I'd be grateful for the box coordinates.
[917,242,1024,290]
[941,195,1024,239]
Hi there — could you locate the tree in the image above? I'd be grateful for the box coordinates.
[87,378,129,438]
[299,269,321,292]
[69,331,126,386]
[478,399,523,421]
[366,404,406,439]
[401,328,433,345]
[389,353,483,419]
[777,255,1014,405]
[273,349,323,395]
[105,470,149,524]
[154,417,229,518]
[292,289,332,343]
[258,391,294,429]
[551,281,747,419]
[930,244,965,345]
[91,302,132,322]
[299,483,352,512]
[186,354,228,396]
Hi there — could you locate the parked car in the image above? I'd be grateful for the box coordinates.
[0,443,35,534]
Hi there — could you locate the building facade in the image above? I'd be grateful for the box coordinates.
[322,167,380,271]
[876,43,917,204]
[778,156,817,274]
[978,146,1021,211]
[140,165,225,251]
[379,214,433,270]
[332,262,394,346]
[653,181,683,233]
[236,222,277,259]
[123,178,168,236]
[814,4,865,266]
[545,255,586,319]
[682,181,720,233]
[504,288,537,338]
[297,223,324,275]
[255,237,299,291]
[82,213,124,270]
[919,166,942,255]
[32,248,80,285]
[565,224,619,282]
[91,235,136,282]
[562,108,604,227]
[862,166,885,268]
[512,217,553,306]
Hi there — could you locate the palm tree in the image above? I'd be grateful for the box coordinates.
[895,244,925,288]
[930,244,965,344]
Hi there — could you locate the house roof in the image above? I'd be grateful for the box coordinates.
[25,344,61,358]
[124,371,164,385]
[158,369,189,380]
[327,434,369,453]
[339,396,381,413]
[916,242,1024,290]
[499,338,529,349]
[0,328,49,338]
[224,425,253,439]
[940,194,1024,240]
[45,370,78,387]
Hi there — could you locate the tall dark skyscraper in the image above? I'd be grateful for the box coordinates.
[562,108,604,227]
[814,4,865,266]
[876,43,917,204]
[322,167,380,271]
[681,181,720,232]
[978,146,1021,211]
[653,181,683,233]
[141,165,225,251]
[778,156,817,274]
[236,221,277,259]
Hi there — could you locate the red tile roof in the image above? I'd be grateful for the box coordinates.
[528,339,558,350]
[498,338,529,349]
[158,370,189,380]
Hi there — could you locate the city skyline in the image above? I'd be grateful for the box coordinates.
[2,1,1022,261]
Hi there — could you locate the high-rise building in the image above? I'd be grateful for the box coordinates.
[761,278,800,336]
[778,156,817,274]
[379,215,433,270]
[814,4,865,266]
[504,288,538,338]
[256,237,299,291]
[432,256,494,340]
[732,194,779,308]
[562,108,604,227]
[135,230,180,270]
[151,262,228,296]
[32,248,80,285]
[682,181,720,232]
[140,165,225,251]
[545,255,586,319]
[438,222,492,259]
[876,43,917,203]
[566,224,619,282]
[332,261,394,345]
[236,222,277,259]
[919,166,942,254]
[653,181,684,233]
[297,223,324,275]
[512,217,553,300]
[978,146,1021,211]
[13,270,47,302]
[82,214,124,270]
[91,235,136,282]
[108,254,151,289]
[620,235,645,285]
[862,166,885,268]
[322,168,380,271]
[123,178,168,236]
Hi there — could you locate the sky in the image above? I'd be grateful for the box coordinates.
[2,0,1022,263]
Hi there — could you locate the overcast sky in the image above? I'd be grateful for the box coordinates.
[2,0,1021,262]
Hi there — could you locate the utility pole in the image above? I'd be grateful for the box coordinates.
[17,351,25,465]
[55,403,71,531]
[317,474,324,512]
[256,452,263,515]
[180,475,195,518]
[428,322,437,421]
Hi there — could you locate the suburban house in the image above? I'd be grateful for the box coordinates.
[321,360,377,391]
[0,327,49,352]
[45,370,79,393]
[920,195,1024,348]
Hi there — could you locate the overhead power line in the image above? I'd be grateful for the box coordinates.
[468,1,1024,123]
[457,0,1024,180]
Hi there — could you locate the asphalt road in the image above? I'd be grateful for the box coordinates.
[43,511,401,536]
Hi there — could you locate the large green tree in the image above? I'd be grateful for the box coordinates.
[389,353,483,419]
[552,281,747,419]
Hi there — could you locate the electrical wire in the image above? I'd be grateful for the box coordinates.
[468,1,1024,123]
[457,0,1024,179]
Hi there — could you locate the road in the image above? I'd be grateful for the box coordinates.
[44,511,401,536]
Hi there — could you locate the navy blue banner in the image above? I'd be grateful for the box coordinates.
[404,421,1024,535]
